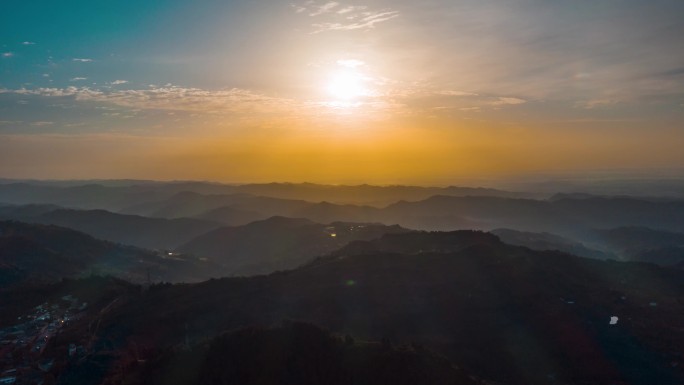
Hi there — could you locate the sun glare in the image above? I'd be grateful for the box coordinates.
[327,72,368,101]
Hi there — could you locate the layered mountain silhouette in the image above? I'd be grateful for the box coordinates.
[0,181,532,208]
[4,182,684,237]
[3,180,684,385]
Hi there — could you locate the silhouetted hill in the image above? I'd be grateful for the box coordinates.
[514,178,684,199]
[94,231,684,385]
[333,230,501,256]
[4,182,684,236]
[0,183,171,211]
[550,197,684,232]
[0,221,220,287]
[0,235,81,286]
[0,180,534,207]
[191,205,268,225]
[119,191,311,220]
[591,227,684,255]
[585,227,684,267]
[0,203,62,219]
[491,228,614,260]
[111,322,478,385]
[632,246,684,268]
[177,216,410,276]
[285,201,380,223]
[379,195,571,232]
[224,182,533,206]
[0,206,222,249]
[376,195,684,234]
[0,220,127,287]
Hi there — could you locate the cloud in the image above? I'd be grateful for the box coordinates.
[337,5,366,14]
[72,58,93,62]
[309,2,339,16]
[437,90,478,97]
[575,99,619,109]
[413,2,683,106]
[0,86,297,115]
[0,84,402,126]
[70,77,87,81]
[21,41,35,45]
[337,59,364,68]
[491,97,526,106]
[294,1,398,33]
[31,121,54,127]
[110,80,128,85]
[312,10,399,33]
[2,52,14,58]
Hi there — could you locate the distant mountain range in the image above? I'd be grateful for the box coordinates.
[4,191,684,247]
[3,191,684,274]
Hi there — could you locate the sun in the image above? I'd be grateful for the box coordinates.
[327,71,368,100]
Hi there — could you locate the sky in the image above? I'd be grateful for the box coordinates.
[1,0,683,184]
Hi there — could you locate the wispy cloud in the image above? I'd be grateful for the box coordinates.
[0,86,297,115]
[337,59,364,68]
[294,1,398,33]
[575,99,619,109]
[337,5,366,14]
[70,77,87,81]
[110,80,128,85]
[436,90,478,97]
[30,121,55,127]
[312,10,399,33]
[72,58,93,62]
[2,52,14,58]
[21,41,35,45]
[491,97,526,106]
[0,84,403,125]
[308,1,339,16]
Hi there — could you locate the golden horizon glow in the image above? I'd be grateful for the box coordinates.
[1,2,683,183]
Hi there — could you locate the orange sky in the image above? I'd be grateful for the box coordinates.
[1,1,683,183]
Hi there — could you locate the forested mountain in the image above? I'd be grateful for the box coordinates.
[0,221,219,287]
[85,231,684,385]
[111,322,479,385]
[0,207,222,249]
[178,216,409,275]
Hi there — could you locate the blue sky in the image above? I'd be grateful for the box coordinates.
[1,0,683,182]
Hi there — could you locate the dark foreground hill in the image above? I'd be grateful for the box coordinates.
[108,322,479,385]
[81,231,684,385]
[177,216,410,276]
